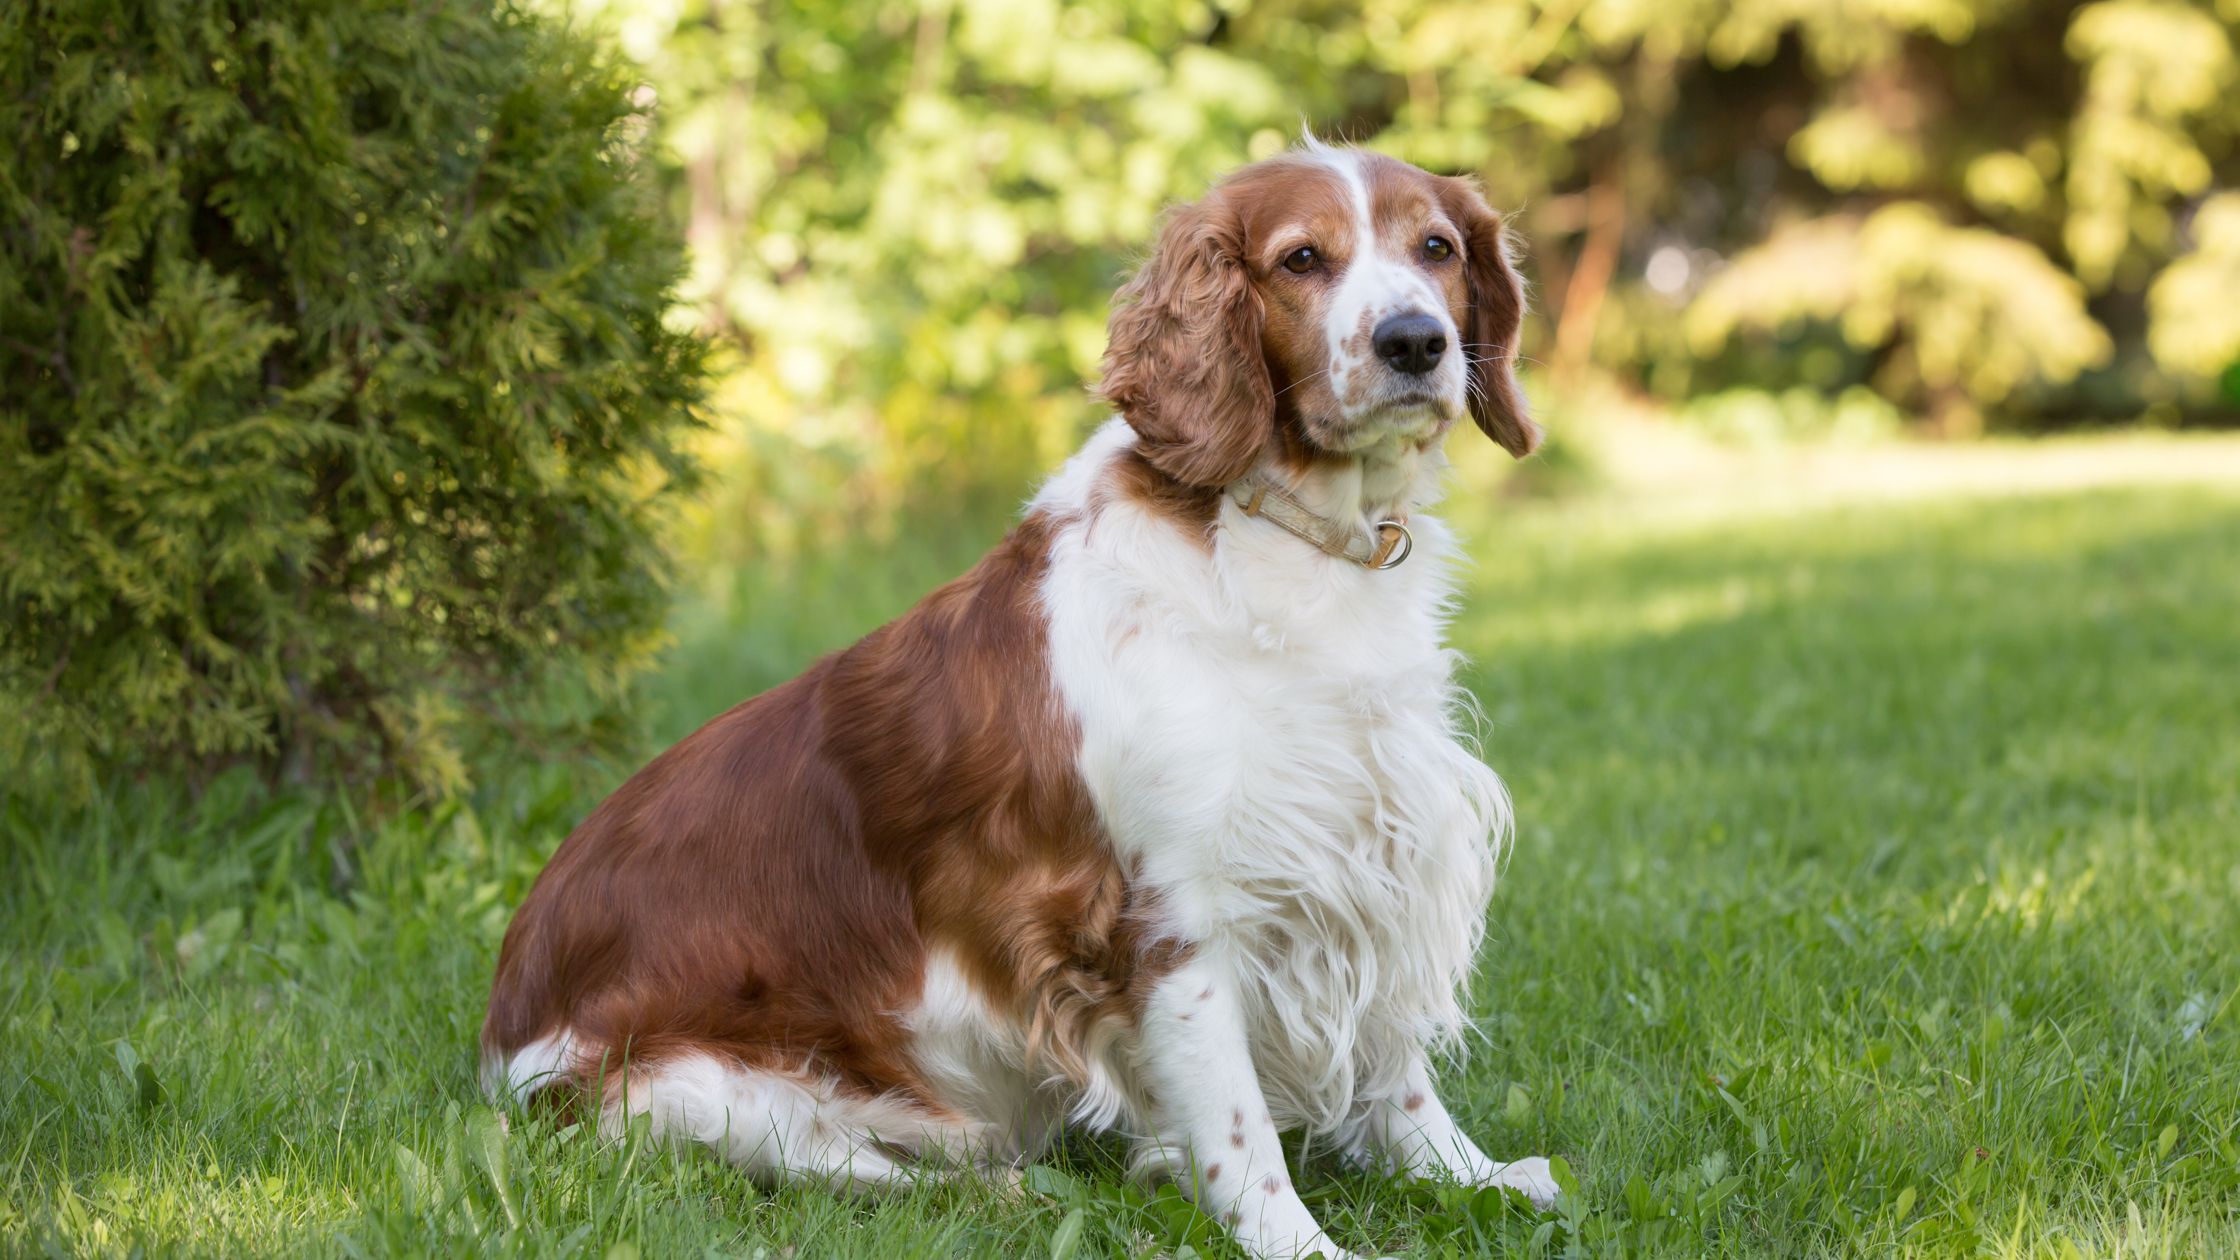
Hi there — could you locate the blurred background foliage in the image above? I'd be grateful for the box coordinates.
[9,0,2240,793]
[571,0,2240,580]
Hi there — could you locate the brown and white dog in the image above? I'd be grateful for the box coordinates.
[482,138,1551,1260]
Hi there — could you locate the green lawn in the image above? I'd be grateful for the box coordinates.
[6,451,2239,1258]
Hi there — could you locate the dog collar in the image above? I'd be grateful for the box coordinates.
[1224,472,1413,570]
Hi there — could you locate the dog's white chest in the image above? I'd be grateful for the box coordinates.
[1184,635,1502,1129]
[1040,469,1509,1138]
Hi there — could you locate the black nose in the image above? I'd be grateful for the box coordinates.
[1372,312,1446,376]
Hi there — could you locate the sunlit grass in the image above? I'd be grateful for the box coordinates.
[4,443,2237,1257]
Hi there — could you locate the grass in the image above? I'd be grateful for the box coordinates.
[5,437,2240,1257]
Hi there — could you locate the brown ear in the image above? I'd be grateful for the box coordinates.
[1444,179,1540,458]
[1097,195,1272,486]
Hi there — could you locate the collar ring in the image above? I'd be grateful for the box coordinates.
[1371,520,1414,570]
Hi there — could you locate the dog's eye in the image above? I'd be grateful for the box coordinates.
[1422,236,1453,261]
[1281,246,1319,274]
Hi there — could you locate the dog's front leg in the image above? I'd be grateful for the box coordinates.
[1364,1057,1560,1210]
[1135,960,1354,1260]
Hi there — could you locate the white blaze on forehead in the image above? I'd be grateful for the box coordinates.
[1304,144,1375,244]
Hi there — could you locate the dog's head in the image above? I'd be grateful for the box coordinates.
[1098,141,1537,487]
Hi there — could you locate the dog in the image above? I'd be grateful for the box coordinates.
[482,137,1552,1260]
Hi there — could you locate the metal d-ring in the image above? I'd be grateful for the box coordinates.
[1371,520,1414,569]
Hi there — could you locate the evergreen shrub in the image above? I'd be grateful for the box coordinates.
[0,0,704,792]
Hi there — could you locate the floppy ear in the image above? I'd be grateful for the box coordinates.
[1445,179,1541,458]
[1097,196,1272,486]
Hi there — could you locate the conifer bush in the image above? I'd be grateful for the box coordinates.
[0,0,704,792]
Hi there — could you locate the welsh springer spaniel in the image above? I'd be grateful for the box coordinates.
[483,139,1551,1259]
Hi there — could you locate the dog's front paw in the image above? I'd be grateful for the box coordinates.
[1480,1156,1561,1211]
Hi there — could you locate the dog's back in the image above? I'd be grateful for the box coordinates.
[480,514,1136,1186]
